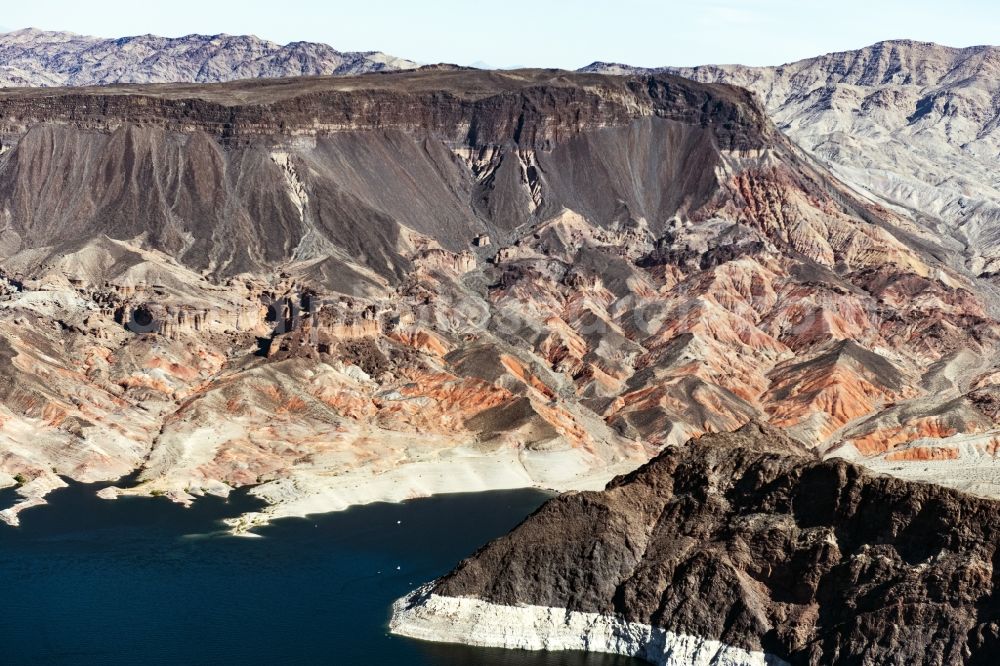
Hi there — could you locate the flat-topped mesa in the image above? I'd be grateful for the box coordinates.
[0,69,771,150]
[0,69,786,286]
[392,421,1000,665]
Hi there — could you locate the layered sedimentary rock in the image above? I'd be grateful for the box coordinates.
[0,68,998,527]
[584,40,1000,487]
[393,422,1000,665]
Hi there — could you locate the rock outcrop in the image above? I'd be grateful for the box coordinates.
[394,422,1000,665]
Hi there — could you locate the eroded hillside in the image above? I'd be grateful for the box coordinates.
[1,69,997,528]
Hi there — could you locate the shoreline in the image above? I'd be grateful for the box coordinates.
[222,451,637,535]
[11,448,639,535]
[10,444,1000,537]
[390,585,788,666]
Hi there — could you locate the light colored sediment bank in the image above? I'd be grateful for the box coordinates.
[0,473,68,527]
[390,585,788,666]
[222,449,637,534]
[4,436,642,533]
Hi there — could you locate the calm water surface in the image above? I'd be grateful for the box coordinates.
[0,480,644,666]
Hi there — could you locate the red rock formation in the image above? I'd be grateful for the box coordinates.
[0,69,997,522]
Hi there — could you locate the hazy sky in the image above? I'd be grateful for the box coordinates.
[3,0,998,69]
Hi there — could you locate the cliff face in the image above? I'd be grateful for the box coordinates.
[401,422,1000,665]
[0,69,768,146]
[0,69,766,282]
[1,68,999,529]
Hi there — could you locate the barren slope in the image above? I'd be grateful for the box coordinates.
[584,40,1000,274]
[0,69,998,527]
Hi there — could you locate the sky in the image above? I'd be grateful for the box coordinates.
[2,0,999,69]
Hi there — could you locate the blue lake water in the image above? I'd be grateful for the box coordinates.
[0,480,645,666]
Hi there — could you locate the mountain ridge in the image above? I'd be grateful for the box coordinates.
[582,39,1000,278]
[580,38,999,74]
[0,27,418,87]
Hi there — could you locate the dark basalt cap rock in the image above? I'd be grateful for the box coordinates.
[434,421,1000,665]
[0,67,775,285]
[0,68,771,151]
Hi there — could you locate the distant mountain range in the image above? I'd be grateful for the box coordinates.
[0,27,418,87]
[583,40,1000,277]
